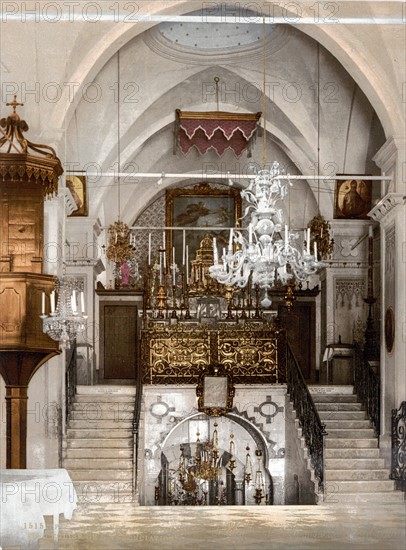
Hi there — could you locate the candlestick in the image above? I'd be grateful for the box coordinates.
[248,224,253,244]
[186,245,189,284]
[80,291,85,314]
[148,233,151,265]
[307,228,310,254]
[71,290,77,314]
[314,241,317,259]
[41,292,45,315]
[228,228,234,250]
[213,237,218,265]
[182,230,186,265]
[50,291,55,313]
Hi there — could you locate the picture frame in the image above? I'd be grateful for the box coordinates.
[196,364,235,416]
[166,183,242,266]
[66,174,88,217]
[334,176,372,219]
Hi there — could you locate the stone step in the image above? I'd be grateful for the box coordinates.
[311,394,358,403]
[326,479,396,493]
[73,481,135,503]
[65,448,133,459]
[326,438,378,448]
[321,491,405,504]
[316,403,363,411]
[74,395,136,403]
[71,406,135,420]
[309,386,354,395]
[322,420,371,429]
[325,469,389,481]
[76,385,136,395]
[67,428,132,439]
[318,411,367,420]
[69,469,133,481]
[325,429,375,438]
[64,458,132,470]
[325,448,380,458]
[68,420,133,429]
[325,458,385,469]
[66,438,132,449]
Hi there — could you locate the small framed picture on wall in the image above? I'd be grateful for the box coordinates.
[334,176,372,219]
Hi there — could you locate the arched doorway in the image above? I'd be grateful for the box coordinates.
[155,412,272,506]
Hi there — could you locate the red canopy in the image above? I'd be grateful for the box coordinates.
[176,110,261,157]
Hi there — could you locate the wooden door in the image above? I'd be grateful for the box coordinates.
[278,302,316,383]
[100,303,138,383]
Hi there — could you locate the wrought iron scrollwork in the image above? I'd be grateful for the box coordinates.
[286,343,326,491]
[353,343,380,435]
[141,321,286,385]
[390,402,406,490]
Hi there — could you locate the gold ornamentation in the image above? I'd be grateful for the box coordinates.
[106,221,134,264]
[141,321,285,384]
[307,214,334,260]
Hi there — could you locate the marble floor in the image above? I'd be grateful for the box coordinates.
[35,502,406,550]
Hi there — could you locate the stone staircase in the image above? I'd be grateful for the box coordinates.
[309,386,403,504]
[63,386,137,503]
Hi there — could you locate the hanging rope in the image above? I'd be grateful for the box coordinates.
[117,50,121,221]
[262,17,267,167]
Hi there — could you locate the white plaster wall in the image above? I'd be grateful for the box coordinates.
[0,375,6,468]
[26,357,64,469]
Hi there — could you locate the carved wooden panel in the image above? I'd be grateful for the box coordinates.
[0,180,44,273]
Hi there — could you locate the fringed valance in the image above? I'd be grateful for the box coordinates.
[176,110,261,158]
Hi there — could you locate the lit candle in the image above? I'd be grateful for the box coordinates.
[148,233,151,266]
[285,224,288,243]
[307,228,311,254]
[248,223,253,244]
[41,291,45,315]
[80,291,85,314]
[369,225,373,238]
[50,291,55,313]
[228,228,234,251]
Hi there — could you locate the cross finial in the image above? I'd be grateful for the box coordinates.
[6,95,24,114]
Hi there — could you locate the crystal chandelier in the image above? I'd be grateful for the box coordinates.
[209,161,325,307]
[41,276,87,349]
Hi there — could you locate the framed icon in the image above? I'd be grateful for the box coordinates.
[334,177,372,219]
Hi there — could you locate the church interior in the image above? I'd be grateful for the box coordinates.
[0,1,405,548]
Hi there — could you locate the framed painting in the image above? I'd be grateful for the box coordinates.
[334,176,372,219]
[196,364,235,416]
[66,174,88,217]
[166,183,241,266]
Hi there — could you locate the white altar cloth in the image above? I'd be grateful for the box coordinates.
[0,469,77,549]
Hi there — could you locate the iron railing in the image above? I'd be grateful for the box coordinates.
[390,401,406,492]
[286,342,327,491]
[353,343,380,435]
[65,345,77,422]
